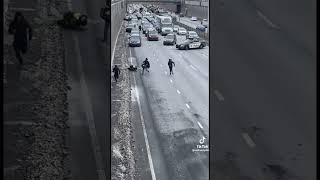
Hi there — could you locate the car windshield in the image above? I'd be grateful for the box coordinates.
[131,36,140,41]
[179,28,186,31]
[190,32,197,35]
[182,39,191,43]
[149,31,157,35]
[166,34,174,39]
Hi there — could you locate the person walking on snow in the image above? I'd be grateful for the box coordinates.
[113,65,120,82]
[8,12,32,65]
[168,59,175,75]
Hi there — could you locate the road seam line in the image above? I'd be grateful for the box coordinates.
[131,49,157,180]
[10,8,36,11]
[242,133,256,148]
[4,121,35,126]
[72,33,106,180]
[111,21,124,67]
[256,10,278,29]
[214,90,224,101]
[190,65,197,71]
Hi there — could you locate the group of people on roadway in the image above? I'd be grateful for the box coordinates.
[112,58,176,82]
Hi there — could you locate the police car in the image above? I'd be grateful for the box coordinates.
[176,39,206,50]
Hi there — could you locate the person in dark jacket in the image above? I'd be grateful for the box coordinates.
[8,12,32,65]
[100,2,110,42]
[142,58,150,74]
[168,59,175,75]
[113,65,120,82]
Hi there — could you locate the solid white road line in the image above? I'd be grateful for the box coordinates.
[197,122,204,129]
[214,90,225,101]
[176,90,181,94]
[185,104,190,109]
[111,21,124,67]
[72,34,106,180]
[256,10,279,29]
[131,49,157,180]
[242,133,256,148]
[111,0,124,6]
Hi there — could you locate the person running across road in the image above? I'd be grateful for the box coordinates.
[168,59,175,75]
[142,58,150,74]
[8,12,32,65]
[112,65,120,82]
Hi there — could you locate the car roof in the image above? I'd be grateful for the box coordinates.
[131,34,140,37]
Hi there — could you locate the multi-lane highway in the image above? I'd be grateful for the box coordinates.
[127,21,210,179]
[211,0,316,179]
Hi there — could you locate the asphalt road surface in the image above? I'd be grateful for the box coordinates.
[128,27,209,180]
[211,0,316,179]
[64,0,110,179]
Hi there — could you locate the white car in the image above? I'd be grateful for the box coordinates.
[178,27,187,35]
[173,25,180,32]
[191,16,197,21]
[186,31,199,40]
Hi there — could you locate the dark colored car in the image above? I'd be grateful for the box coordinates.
[137,14,142,20]
[176,39,206,50]
[147,30,159,41]
[196,25,206,32]
[163,33,177,45]
[124,15,132,21]
[129,35,141,47]
[126,24,136,33]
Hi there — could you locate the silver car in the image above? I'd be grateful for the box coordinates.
[178,27,187,35]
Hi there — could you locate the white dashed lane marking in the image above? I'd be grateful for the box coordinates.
[242,133,256,148]
[197,122,204,129]
[170,79,173,83]
[185,104,190,109]
[176,90,181,94]
[214,90,224,101]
